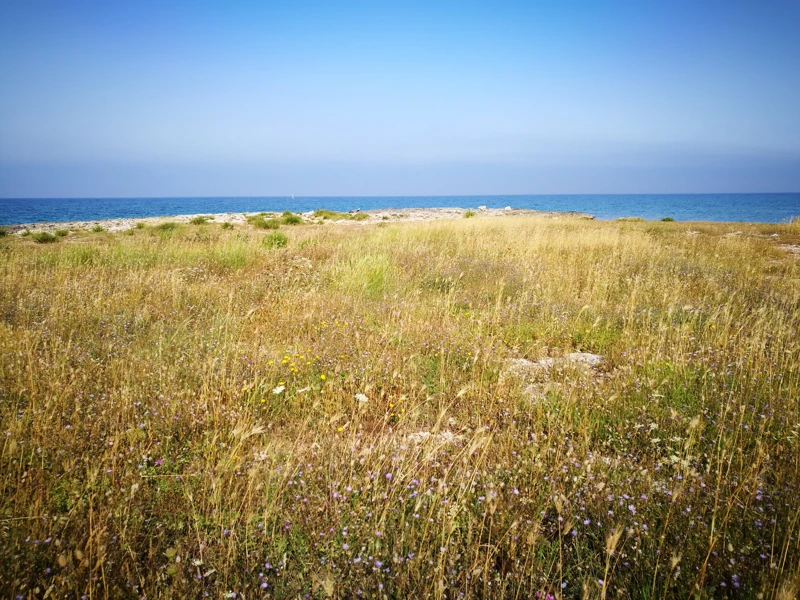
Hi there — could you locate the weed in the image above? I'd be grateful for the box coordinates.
[32,231,58,243]
[282,214,303,225]
[263,231,288,248]
[221,221,234,229]
[189,215,212,225]
[2,215,798,598]
[464,210,477,218]
[55,229,69,237]
[250,216,280,229]
[91,224,105,232]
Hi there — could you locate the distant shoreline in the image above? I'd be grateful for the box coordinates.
[1,207,594,233]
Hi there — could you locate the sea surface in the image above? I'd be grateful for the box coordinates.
[1,194,799,226]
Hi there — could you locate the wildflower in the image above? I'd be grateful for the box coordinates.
[272,385,285,395]
[320,374,326,380]
[355,393,368,403]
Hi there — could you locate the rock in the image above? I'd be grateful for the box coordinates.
[478,205,487,211]
[407,430,462,446]
[566,352,604,367]
[500,352,604,385]
[504,206,512,210]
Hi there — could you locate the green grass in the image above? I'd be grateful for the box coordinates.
[32,231,58,243]
[249,215,280,229]
[189,215,213,225]
[282,214,303,225]
[90,224,105,232]
[464,210,477,218]
[314,209,369,222]
[1,215,799,598]
[263,230,288,248]
[54,229,69,237]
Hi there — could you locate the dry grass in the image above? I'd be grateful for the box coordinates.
[1,216,799,598]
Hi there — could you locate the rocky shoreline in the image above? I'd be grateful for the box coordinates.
[2,206,593,234]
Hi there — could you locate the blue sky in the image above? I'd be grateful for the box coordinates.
[1,1,799,197]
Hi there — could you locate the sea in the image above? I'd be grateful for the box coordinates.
[1,194,799,226]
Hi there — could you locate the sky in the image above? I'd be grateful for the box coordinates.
[1,0,799,197]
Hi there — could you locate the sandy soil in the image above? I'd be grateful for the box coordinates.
[3,206,594,233]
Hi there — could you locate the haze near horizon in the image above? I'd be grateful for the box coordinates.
[1,1,799,198]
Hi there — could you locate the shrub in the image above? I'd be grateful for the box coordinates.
[314,209,368,221]
[282,214,303,225]
[189,215,211,225]
[464,210,477,218]
[0,228,7,237]
[221,222,234,230]
[263,231,288,249]
[282,210,294,217]
[55,229,69,237]
[155,222,178,231]
[135,222,146,229]
[91,225,105,232]
[32,231,58,243]
[20,230,31,237]
[661,217,675,222]
[251,216,280,229]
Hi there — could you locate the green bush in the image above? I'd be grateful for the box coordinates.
[91,225,105,232]
[464,210,476,218]
[221,222,234,230]
[20,230,31,237]
[55,229,69,237]
[0,228,7,237]
[155,222,178,231]
[661,217,675,222]
[263,231,288,249]
[282,214,303,225]
[189,215,211,225]
[135,222,146,229]
[32,232,58,244]
[352,213,369,221]
[251,216,280,229]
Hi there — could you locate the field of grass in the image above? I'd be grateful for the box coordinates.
[1,216,799,598]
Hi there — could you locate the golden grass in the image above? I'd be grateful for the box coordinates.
[1,216,799,598]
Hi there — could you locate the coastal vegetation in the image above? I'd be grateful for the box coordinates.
[1,215,799,598]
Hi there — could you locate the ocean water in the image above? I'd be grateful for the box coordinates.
[1,194,799,226]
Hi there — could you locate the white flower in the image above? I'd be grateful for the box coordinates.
[272,385,285,395]
[355,393,368,403]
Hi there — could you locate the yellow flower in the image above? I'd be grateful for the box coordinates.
[279,381,285,386]
[337,426,343,432]
[320,374,326,380]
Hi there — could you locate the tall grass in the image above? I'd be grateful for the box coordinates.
[0,217,798,598]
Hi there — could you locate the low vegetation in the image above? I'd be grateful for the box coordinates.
[1,216,799,598]
[315,209,369,222]
[32,231,58,243]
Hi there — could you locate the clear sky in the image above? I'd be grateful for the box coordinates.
[1,0,799,197]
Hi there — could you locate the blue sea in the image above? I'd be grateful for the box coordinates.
[1,194,799,226]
